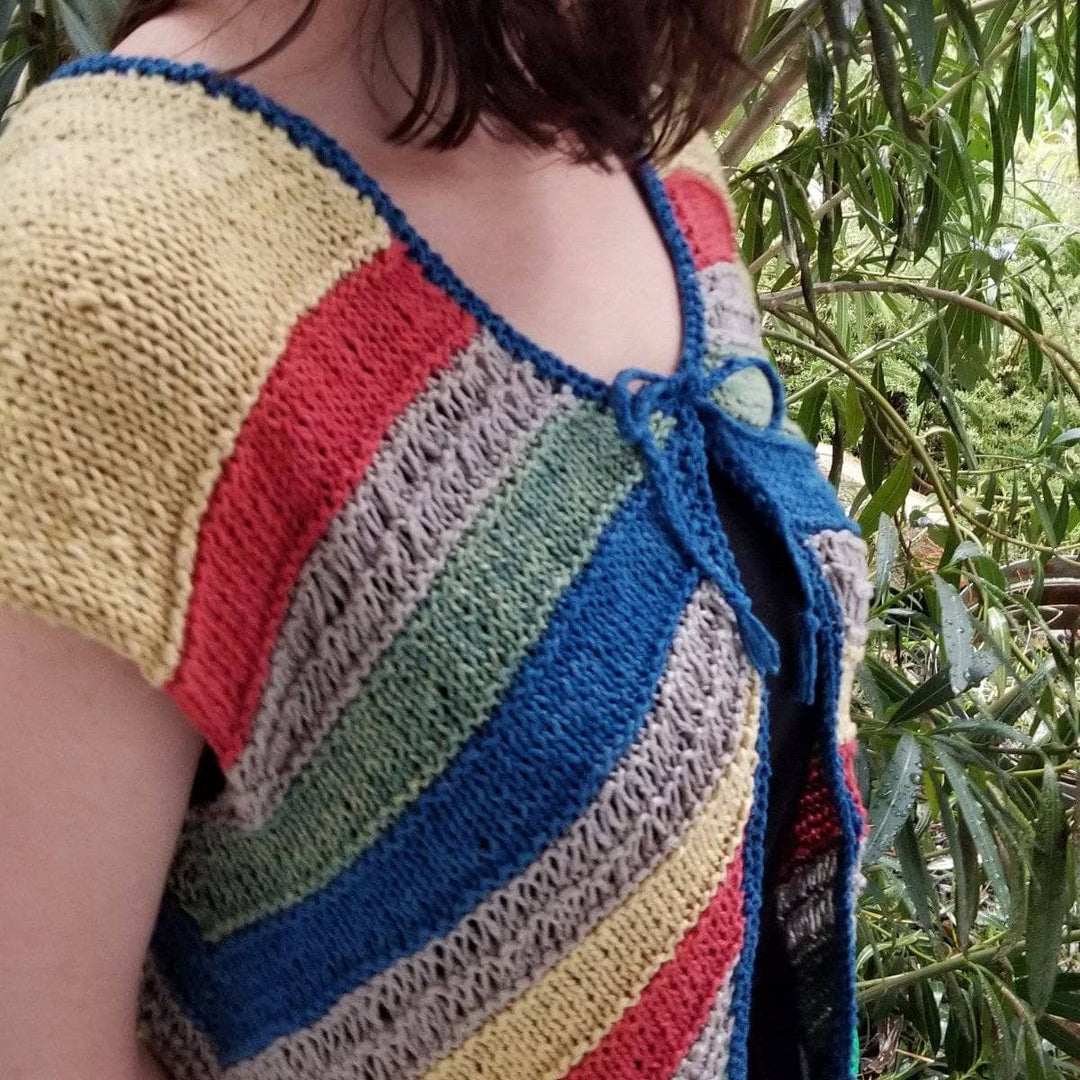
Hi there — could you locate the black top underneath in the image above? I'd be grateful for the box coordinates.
[707,461,818,1080]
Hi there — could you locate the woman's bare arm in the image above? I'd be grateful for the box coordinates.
[0,608,204,1080]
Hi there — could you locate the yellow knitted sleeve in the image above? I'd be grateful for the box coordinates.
[661,127,732,196]
[0,71,389,684]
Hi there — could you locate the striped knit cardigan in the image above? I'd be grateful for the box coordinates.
[0,55,872,1080]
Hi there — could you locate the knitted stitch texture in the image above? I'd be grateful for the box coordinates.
[0,55,871,1080]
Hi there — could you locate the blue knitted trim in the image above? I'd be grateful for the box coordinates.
[817,583,864,1080]
[724,682,772,1080]
[152,483,701,1063]
[48,53,707,404]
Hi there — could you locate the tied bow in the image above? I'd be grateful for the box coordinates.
[608,355,823,703]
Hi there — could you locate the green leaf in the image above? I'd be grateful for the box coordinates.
[821,0,857,97]
[943,0,985,62]
[1023,1012,1050,1080]
[895,816,937,931]
[797,379,828,444]
[990,662,1055,727]
[1075,0,1079,173]
[1037,1015,1080,1060]
[909,977,943,1051]
[863,0,921,142]
[0,0,19,39]
[888,668,960,725]
[986,89,1007,234]
[807,27,835,139]
[0,46,30,118]
[858,452,914,535]
[740,184,767,267]
[842,378,864,448]
[56,0,125,55]
[1044,980,1080,1021]
[875,513,900,601]
[954,808,980,946]
[1019,22,1038,143]
[817,197,835,282]
[943,972,978,1072]
[766,165,798,269]
[999,43,1023,169]
[940,111,983,235]
[864,732,922,862]
[934,573,976,694]
[1026,763,1069,1014]
[972,969,1015,1076]
[905,0,937,85]
[935,745,1011,909]
[868,147,895,223]
[914,127,947,257]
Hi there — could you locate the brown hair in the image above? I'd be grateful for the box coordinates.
[108,0,750,167]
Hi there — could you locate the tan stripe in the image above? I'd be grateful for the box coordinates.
[0,72,390,682]
[837,641,864,745]
[420,680,761,1080]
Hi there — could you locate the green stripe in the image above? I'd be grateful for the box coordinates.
[170,401,643,938]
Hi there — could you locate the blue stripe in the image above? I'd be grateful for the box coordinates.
[705,413,855,543]
[818,580,864,1080]
[48,53,707,405]
[151,482,699,1063]
[722,686,771,1080]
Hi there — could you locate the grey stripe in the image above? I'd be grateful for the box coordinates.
[138,958,218,1080]
[698,261,777,430]
[809,529,872,643]
[776,849,840,961]
[198,330,575,828]
[142,584,756,1080]
[671,972,737,1080]
[699,261,765,358]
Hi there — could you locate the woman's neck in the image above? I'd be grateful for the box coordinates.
[113,0,550,176]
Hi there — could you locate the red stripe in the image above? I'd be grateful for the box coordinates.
[168,242,477,766]
[785,753,843,865]
[841,738,868,837]
[562,851,745,1080]
[664,169,738,271]
[781,740,865,875]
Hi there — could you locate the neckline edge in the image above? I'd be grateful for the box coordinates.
[47,52,709,406]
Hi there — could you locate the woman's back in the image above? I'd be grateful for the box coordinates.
[0,5,871,1079]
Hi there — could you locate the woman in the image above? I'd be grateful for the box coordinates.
[0,2,871,1078]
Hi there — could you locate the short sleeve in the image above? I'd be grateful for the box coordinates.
[0,70,391,700]
[0,94,216,685]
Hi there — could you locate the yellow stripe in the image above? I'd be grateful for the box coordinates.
[0,71,390,682]
[421,679,762,1080]
[837,640,864,745]
[659,128,733,204]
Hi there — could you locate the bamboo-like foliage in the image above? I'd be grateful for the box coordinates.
[726,2,1080,1076]
[3,0,1080,1075]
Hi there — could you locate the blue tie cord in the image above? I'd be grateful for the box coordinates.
[608,354,822,703]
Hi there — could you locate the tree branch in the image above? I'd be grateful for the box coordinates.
[719,51,808,168]
[760,279,1080,400]
[712,0,821,127]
